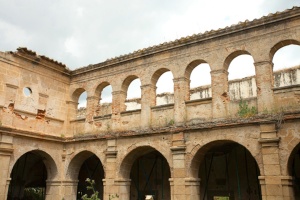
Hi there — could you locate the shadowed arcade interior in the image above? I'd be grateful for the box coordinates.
[130,150,171,200]
[199,142,261,200]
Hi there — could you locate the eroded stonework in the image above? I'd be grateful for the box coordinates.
[0,6,300,200]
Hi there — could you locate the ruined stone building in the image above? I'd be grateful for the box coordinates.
[0,6,300,200]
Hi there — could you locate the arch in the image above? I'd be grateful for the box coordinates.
[8,150,58,199]
[189,140,261,199]
[71,88,86,103]
[151,68,171,86]
[118,145,171,199]
[189,140,260,178]
[287,142,300,199]
[118,145,171,179]
[121,75,139,93]
[224,50,251,71]
[10,149,58,181]
[66,150,104,180]
[185,59,210,80]
[270,39,300,62]
[95,81,111,98]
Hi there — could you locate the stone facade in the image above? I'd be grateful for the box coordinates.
[0,6,300,200]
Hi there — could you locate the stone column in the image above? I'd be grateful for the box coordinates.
[140,84,156,129]
[114,179,131,200]
[65,100,78,137]
[258,123,294,199]
[111,91,126,131]
[210,69,229,119]
[59,180,79,200]
[103,139,118,200]
[0,134,13,200]
[185,178,200,200]
[173,77,189,126]
[85,96,100,123]
[170,132,186,200]
[254,61,274,112]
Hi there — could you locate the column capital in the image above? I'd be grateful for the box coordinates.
[86,96,100,101]
[173,77,189,83]
[184,178,201,186]
[114,178,131,186]
[111,91,126,95]
[140,84,157,90]
[66,100,78,105]
[210,69,228,75]
[254,60,273,66]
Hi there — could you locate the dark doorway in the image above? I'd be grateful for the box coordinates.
[130,150,171,200]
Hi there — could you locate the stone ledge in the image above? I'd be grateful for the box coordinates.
[273,84,300,93]
[120,109,141,116]
[151,103,174,111]
[185,98,212,106]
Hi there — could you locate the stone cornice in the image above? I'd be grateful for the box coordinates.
[72,6,300,76]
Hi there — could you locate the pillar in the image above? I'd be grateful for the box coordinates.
[170,132,186,200]
[59,180,78,200]
[86,96,100,123]
[210,69,229,119]
[111,91,126,131]
[258,123,294,199]
[114,179,131,200]
[254,61,274,112]
[185,178,200,200]
[140,84,156,129]
[173,77,189,126]
[103,139,118,200]
[0,134,13,200]
[65,100,78,137]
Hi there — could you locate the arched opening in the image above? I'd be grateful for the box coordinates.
[287,143,300,199]
[72,88,87,119]
[67,151,104,200]
[272,43,300,88]
[7,150,57,200]
[95,82,112,116]
[77,155,104,200]
[120,147,171,200]
[152,69,174,106]
[130,151,171,200]
[186,60,212,100]
[122,75,142,111]
[192,141,261,200]
[226,53,256,101]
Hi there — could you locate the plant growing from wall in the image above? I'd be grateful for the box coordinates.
[237,99,257,118]
[81,178,100,200]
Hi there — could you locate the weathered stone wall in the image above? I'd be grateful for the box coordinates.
[0,6,299,200]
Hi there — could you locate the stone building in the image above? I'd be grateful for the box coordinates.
[0,6,300,200]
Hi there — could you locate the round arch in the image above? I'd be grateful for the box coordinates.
[184,59,210,80]
[151,68,172,86]
[95,81,111,98]
[223,50,252,71]
[189,140,261,200]
[66,150,105,180]
[71,87,86,102]
[270,39,300,62]
[8,150,58,200]
[121,75,140,93]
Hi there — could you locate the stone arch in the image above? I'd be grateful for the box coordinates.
[269,39,300,62]
[151,68,172,86]
[223,50,252,71]
[184,59,210,80]
[71,87,86,102]
[287,142,300,199]
[8,149,58,199]
[121,75,139,93]
[189,140,262,199]
[95,81,111,98]
[10,149,58,181]
[118,145,172,179]
[66,150,104,180]
[188,140,261,178]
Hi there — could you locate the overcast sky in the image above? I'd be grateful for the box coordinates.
[1,1,300,107]
[0,0,299,69]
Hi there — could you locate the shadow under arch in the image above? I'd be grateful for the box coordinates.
[270,39,300,61]
[66,150,105,199]
[287,142,300,198]
[118,146,171,200]
[189,140,262,200]
[7,149,58,199]
[224,50,252,71]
